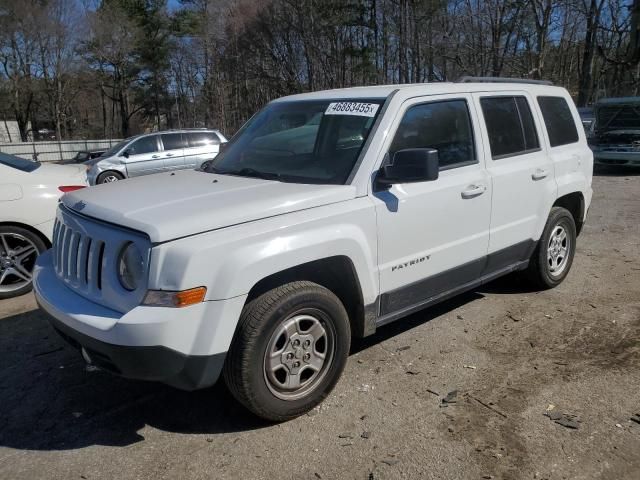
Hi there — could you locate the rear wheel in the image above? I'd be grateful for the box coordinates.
[526,207,577,289]
[223,281,351,421]
[0,226,47,299]
[97,171,124,184]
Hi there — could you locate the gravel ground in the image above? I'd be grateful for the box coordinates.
[1,172,639,480]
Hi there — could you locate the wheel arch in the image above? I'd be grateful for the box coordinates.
[97,170,125,183]
[552,191,585,235]
[245,256,372,339]
[0,222,51,248]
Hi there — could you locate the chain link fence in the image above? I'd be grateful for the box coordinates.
[0,139,122,163]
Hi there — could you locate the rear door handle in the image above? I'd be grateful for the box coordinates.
[165,153,174,157]
[532,168,549,180]
[461,184,486,199]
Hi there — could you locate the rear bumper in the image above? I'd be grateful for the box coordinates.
[46,312,225,390]
[593,150,640,166]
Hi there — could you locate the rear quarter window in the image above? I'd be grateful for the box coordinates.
[187,132,220,148]
[537,96,579,147]
[0,153,40,172]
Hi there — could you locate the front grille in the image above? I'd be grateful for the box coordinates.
[52,219,105,294]
[52,205,150,313]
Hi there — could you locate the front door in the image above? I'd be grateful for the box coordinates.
[373,94,492,317]
[123,135,163,177]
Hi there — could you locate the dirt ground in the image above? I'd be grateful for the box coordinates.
[1,171,639,480]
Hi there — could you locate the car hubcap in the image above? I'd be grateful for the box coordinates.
[547,225,570,277]
[102,175,119,183]
[0,233,38,293]
[264,311,335,401]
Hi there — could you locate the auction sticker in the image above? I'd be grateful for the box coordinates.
[325,102,379,117]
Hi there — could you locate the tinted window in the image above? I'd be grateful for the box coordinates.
[0,152,40,172]
[480,96,540,159]
[161,133,187,151]
[127,136,158,155]
[187,132,220,148]
[390,99,476,169]
[537,96,579,147]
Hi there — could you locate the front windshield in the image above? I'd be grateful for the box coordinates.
[101,139,131,158]
[0,152,40,172]
[208,98,385,184]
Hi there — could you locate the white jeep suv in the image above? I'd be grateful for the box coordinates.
[34,80,593,421]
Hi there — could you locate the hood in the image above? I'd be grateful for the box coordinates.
[61,170,357,243]
[595,101,640,134]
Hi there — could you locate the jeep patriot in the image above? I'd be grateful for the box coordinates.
[34,80,593,421]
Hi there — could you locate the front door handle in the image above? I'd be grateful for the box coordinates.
[461,184,486,199]
[532,168,549,180]
[151,154,160,158]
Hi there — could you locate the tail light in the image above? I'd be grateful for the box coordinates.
[58,186,86,193]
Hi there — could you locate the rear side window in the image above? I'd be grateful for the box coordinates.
[389,99,476,170]
[187,132,220,148]
[480,96,540,159]
[537,96,579,147]
[161,133,187,151]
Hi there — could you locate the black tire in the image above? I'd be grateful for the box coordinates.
[525,206,577,289]
[0,226,48,299]
[97,171,124,184]
[223,281,351,422]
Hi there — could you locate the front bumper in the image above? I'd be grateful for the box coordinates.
[87,162,127,185]
[33,251,247,390]
[47,313,226,390]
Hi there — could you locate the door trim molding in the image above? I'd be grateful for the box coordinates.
[372,239,536,329]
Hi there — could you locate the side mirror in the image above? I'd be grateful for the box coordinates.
[121,149,130,158]
[376,148,439,187]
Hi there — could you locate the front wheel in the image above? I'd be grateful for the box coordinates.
[223,281,351,421]
[525,206,577,289]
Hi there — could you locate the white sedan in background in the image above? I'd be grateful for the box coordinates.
[0,153,88,299]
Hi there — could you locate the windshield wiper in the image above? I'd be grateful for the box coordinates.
[224,167,282,181]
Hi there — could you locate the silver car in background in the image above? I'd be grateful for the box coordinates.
[87,129,227,185]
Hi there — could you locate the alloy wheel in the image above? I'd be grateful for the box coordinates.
[0,233,39,294]
[263,311,335,401]
[547,224,570,277]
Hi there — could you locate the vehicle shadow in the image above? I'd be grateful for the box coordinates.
[0,279,521,452]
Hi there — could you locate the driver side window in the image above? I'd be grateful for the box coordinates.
[126,136,159,156]
[389,99,477,170]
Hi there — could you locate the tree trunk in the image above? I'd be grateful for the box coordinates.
[577,0,605,107]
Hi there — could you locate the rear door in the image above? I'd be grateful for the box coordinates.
[473,92,557,272]
[123,135,162,177]
[160,133,187,171]
[184,131,222,169]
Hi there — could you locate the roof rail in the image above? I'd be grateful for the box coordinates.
[457,76,553,86]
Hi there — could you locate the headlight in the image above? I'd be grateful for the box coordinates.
[117,242,144,291]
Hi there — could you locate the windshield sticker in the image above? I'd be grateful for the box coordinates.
[325,102,379,117]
